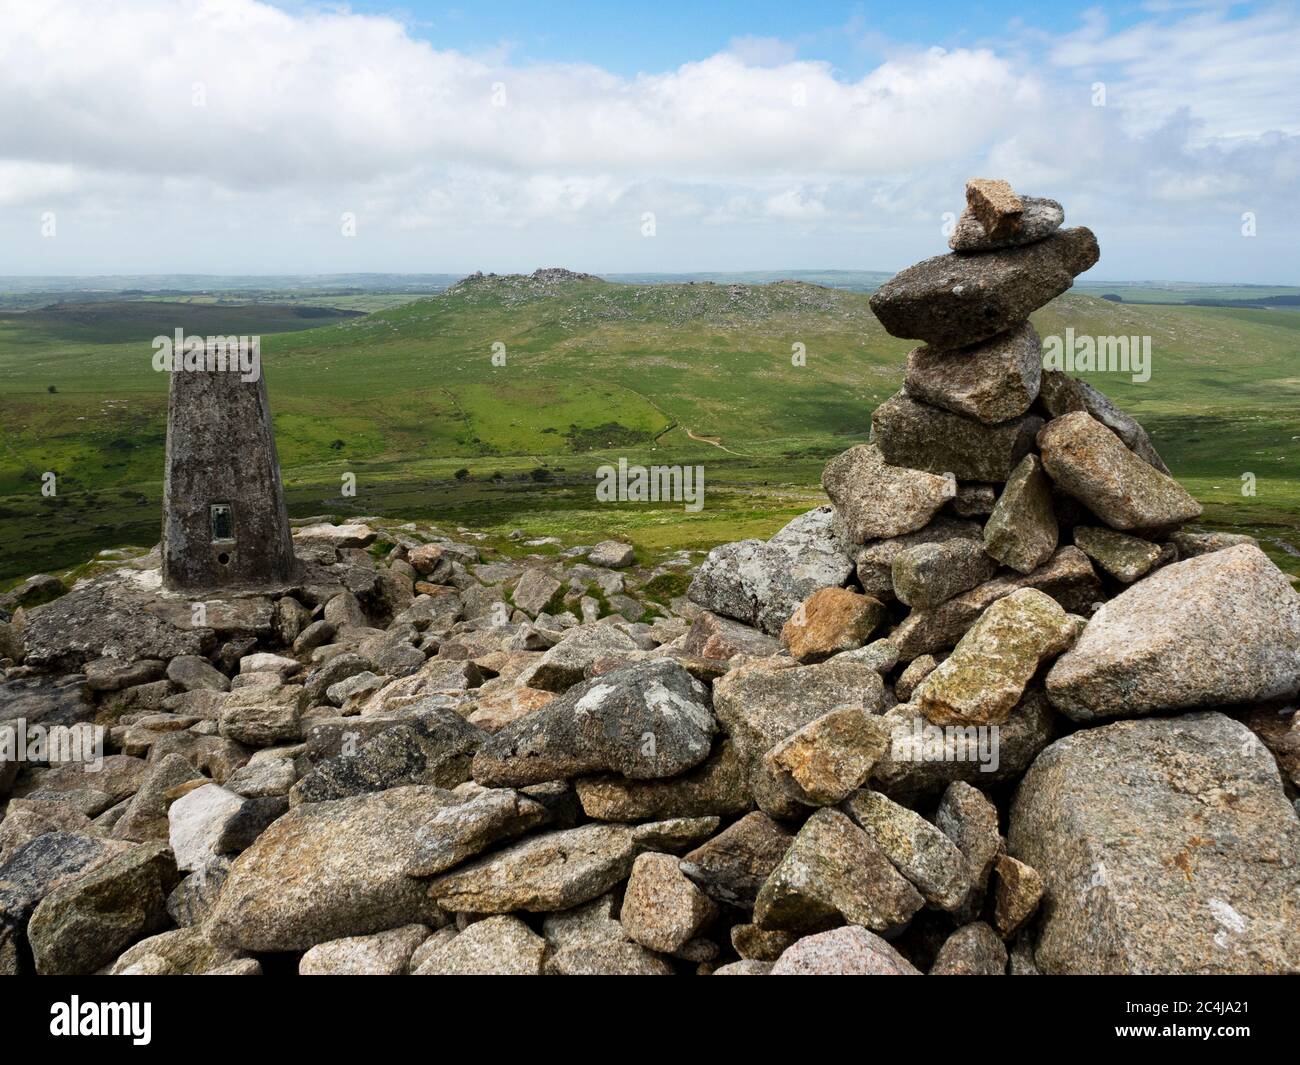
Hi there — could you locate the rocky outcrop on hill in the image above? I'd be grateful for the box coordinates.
[1,180,1296,977]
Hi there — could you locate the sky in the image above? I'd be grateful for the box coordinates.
[1,0,1297,281]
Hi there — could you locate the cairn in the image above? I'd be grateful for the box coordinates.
[820,177,1208,670]
[684,179,1300,972]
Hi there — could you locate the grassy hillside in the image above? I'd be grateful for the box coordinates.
[1,272,1297,584]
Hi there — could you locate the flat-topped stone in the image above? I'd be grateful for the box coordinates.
[869,227,1099,348]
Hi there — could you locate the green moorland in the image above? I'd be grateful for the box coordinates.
[0,273,1297,586]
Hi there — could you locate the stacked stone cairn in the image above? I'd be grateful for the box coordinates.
[685,178,1299,973]
[0,181,1296,977]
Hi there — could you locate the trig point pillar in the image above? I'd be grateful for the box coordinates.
[161,353,297,591]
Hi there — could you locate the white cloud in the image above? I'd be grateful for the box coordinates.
[0,0,1295,278]
[765,187,829,221]
[1048,2,1300,140]
[726,35,798,67]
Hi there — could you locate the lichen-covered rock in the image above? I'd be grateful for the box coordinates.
[872,392,1043,482]
[821,444,956,543]
[871,691,1058,803]
[1169,529,1257,558]
[889,546,1100,661]
[1008,932,1040,976]
[904,321,1042,424]
[217,683,301,747]
[30,760,150,813]
[891,539,998,610]
[300,924,429,975]
[217,793,291,855]
[295,522,377,549]
[428,822,642,914]
[239,651,301,678]
[713,656,886,819]
[0,832,133,975]
[548,937,674,975]
[414,916,548,975]
[207,785,453,951]
[166,857,230,929]
[404,787,549,876]
[20,569,211,672]
[588,541,635,569]
[763,705,891,806]
[984,455,1058,574]
[84,656,166,692]
[166,654,230,693]
[753,808,923,936]
[0,801,92,856]
[1009,713,1300,974]
[576,740,752,822]
[1072,525,1162,583]
[472,659,714,787]
[111,753,204,843]
[1046,545,1300,722]
[108,925,246,975]
[0,573,65,611]
[0,675,92,737]
[780,587,886,663]
[1039,371,1169,474]
[0,618,23,665]
[935,781,1002,921]
[300,652,372,705]
[869,227,1100,348]
[713,959,773,975]
[838,638,900,674]
[631,815,718,854]
[680,812,793,908]
[730,922,797,961]
[770,925,921,975]
[895,654,940,702]
[841,790,971,911]
[854,516,982,601]
[511,568,562,616]
[520,624,640,692]
[539,892,621,951]
[688,506,856,634]
[291,705,484,803]
[1037,411,1201,530]
[950,483,998,517]
[360,658,484,712]
[682,612,779,660]
[466,680,556,733]
[916,589,1078,726]
[991,854,1044,939]
[621,852,718,953]
[27,842,178,975]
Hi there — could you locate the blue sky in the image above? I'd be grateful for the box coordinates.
[1,0,1297,281]
[330,1,1138,73]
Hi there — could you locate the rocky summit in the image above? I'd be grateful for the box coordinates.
[1,179,1297,978]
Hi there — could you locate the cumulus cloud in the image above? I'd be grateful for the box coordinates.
[0,0,1295,277]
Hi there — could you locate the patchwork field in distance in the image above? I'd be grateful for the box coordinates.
[0,272,1297,585]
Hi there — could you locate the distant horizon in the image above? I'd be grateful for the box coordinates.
[3,271,1299,289]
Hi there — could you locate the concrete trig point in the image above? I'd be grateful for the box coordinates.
[161,364,297,591]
